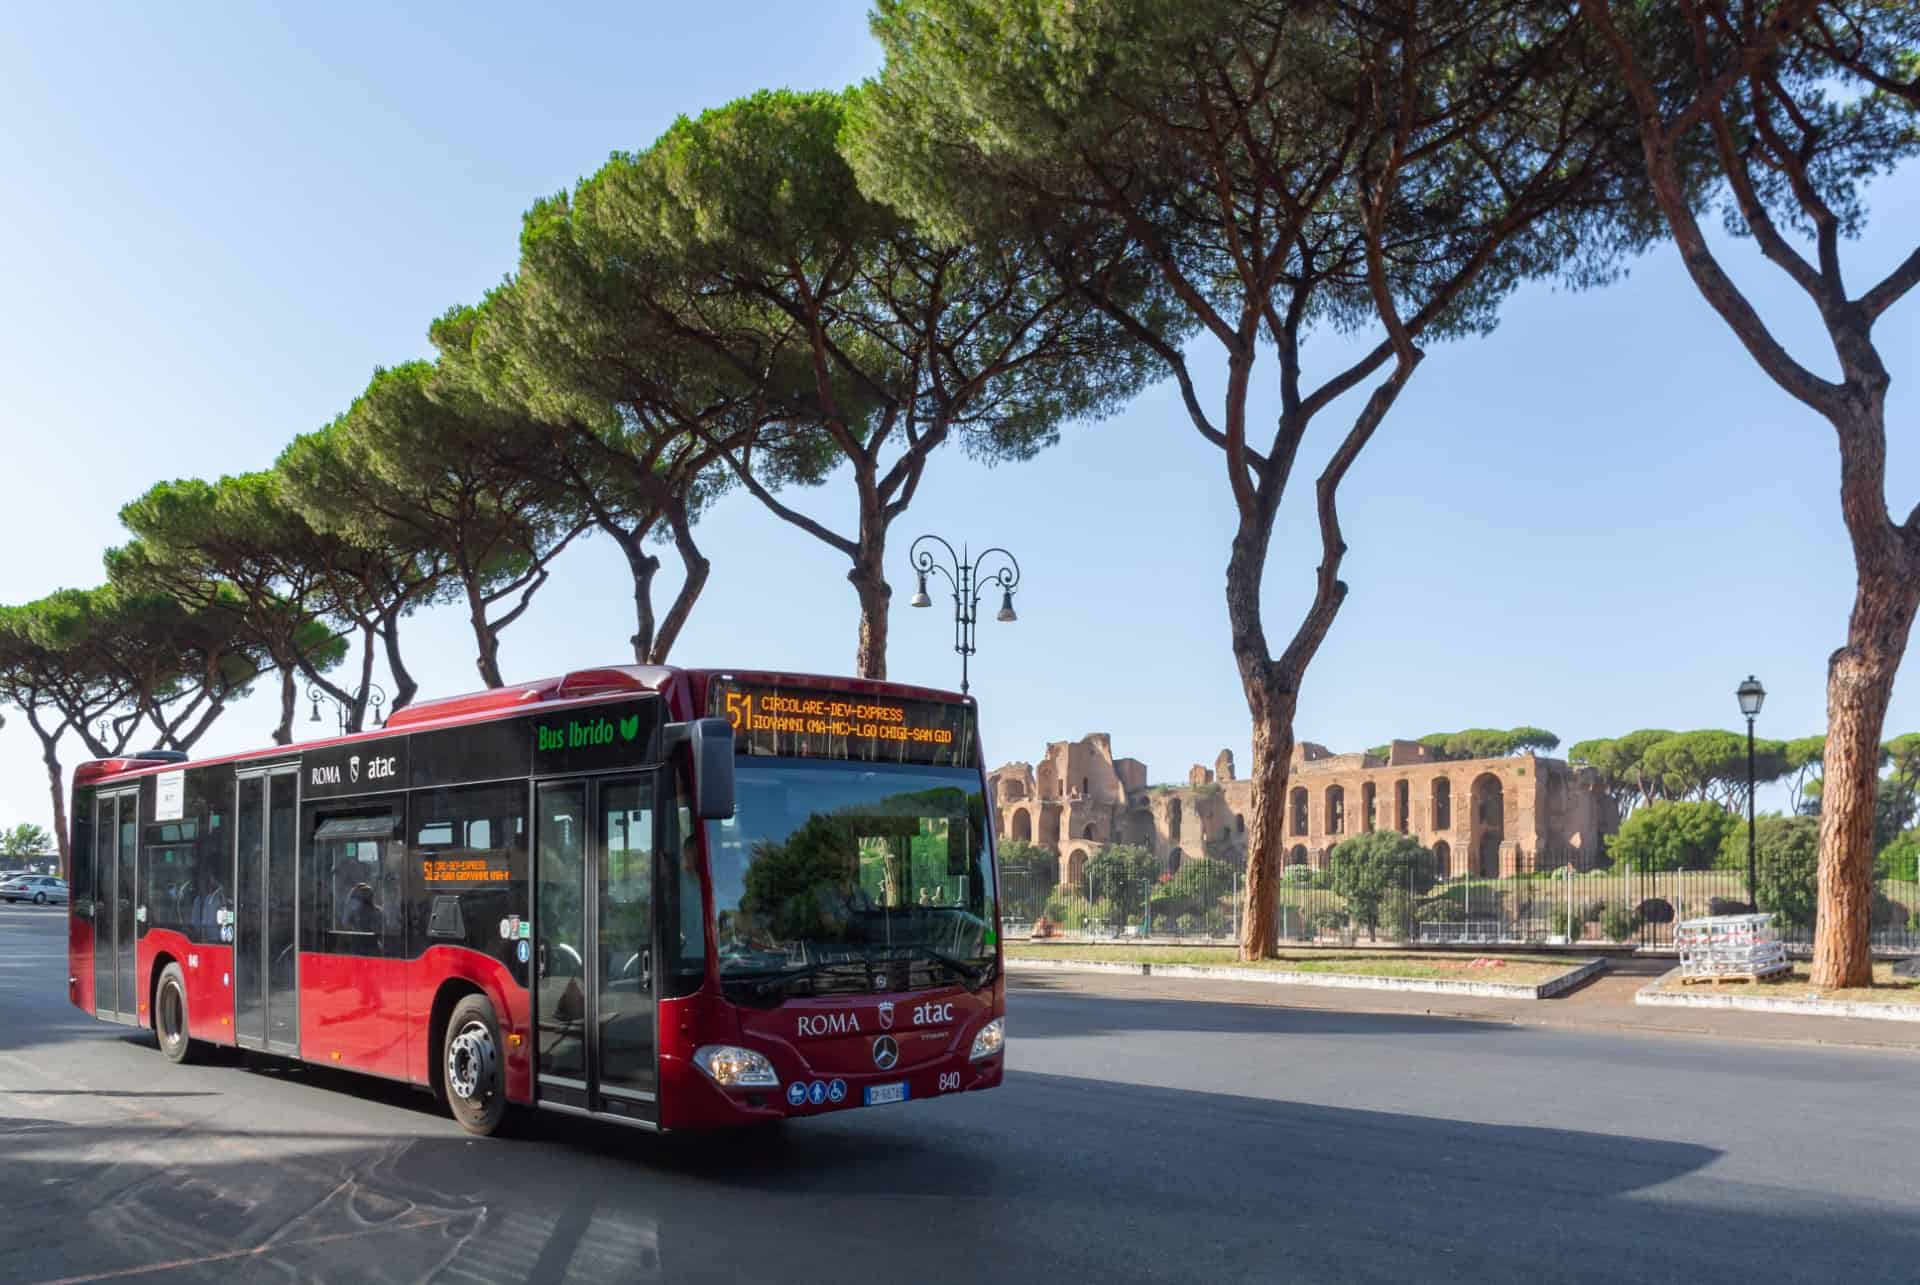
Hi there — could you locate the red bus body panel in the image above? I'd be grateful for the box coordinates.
[135,929,236,1042]
[299,953,413,1078]
[69,915,94,1014]
[297,947,528,1096]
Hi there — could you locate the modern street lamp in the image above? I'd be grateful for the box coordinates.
[309,681,388,735]
[1736,675,1767,909]
[907,534,1020,696]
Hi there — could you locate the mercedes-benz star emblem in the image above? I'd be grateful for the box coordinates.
[872,1035,899,1070]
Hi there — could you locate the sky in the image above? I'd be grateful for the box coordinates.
[0,1,1914,842]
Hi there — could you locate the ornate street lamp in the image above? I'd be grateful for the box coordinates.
[1736,675,1766,909]
[907,534,1020,695]
[309,682,388,735]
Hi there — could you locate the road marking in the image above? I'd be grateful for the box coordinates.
[24,1214,458,1284]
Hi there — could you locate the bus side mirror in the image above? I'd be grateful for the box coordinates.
[668,718,736,820]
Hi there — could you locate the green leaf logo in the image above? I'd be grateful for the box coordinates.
[618,715,640,742]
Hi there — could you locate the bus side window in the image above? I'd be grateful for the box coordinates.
[309,810,402,957]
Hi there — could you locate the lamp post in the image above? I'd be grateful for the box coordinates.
[1736,675,1767,910]
[309,682,388,735]
[907,534,1020,696]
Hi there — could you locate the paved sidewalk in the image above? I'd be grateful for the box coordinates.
[1008,956,1920,1054]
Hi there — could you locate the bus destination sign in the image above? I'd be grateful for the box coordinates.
[710,680,972,767]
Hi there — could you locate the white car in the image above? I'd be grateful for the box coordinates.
[0,875,67,905]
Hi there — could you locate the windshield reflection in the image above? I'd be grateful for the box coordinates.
[707,760,995,996]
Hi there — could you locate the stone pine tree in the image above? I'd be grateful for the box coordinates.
[84,586,267,750]
[275,428,453,715]
[308,362,588,690]
[0,587,262,875]
[1584,0,1920,987]
[430,279,742,667]
[551,88,1156,679]
[110,475,353,742]
[853,0,1652,956]
[1568,729,1680,815]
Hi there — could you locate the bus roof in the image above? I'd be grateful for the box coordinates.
[71,664,972,788]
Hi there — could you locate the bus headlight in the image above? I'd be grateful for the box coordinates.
[968,1017,1004,1061]
[693,1045,780,1088]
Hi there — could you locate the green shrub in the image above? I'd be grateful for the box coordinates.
[1601,906,1638,943]
[1610,801,1740,872]
[1877,830,1920,883]
[1326,832,1438,937]
[1379,889,1419,939]
[1753,817,1821,931]
[1040,891,1086,924]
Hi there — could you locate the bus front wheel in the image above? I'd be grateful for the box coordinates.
[443,994,508,1137]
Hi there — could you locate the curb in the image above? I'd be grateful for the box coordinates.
[1006,956,1607,1000]
[1634,970,1920,1022]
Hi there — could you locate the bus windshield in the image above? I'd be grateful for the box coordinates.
[707,758,995,1002]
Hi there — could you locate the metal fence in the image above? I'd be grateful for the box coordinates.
[999,859,1920,954]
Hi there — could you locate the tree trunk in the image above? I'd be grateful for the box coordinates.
[1810,561,1919,987]
[650,505,711,665]
[850,555,891,681]
[1227,502,1295,961]
[347,623,377,732]
[40,737,68,880]
[381,617,418,712]
[617,533,662,664]
[1238,673,1297,960]
[466,583,505,688]
[273,667,296,745]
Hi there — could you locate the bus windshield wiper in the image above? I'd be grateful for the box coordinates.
[725,960,865,995]
[912,947,990,985]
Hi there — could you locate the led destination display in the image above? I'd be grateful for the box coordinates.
[710,679,973,767]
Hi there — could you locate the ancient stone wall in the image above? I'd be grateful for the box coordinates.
[992,732,1620,885]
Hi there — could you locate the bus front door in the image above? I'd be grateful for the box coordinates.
[534,775,657,1125]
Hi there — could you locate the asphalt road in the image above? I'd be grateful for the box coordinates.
[5,906,1920,1284]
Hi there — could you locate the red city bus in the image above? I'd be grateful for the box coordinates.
[66,665,1005,1135]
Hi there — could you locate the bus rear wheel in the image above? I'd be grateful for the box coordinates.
[443,994,508,1137]
[155,963,195,1065]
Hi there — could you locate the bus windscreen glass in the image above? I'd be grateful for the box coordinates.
[706,759,995,1002]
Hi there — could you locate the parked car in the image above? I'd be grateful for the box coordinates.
[0,874,67,905]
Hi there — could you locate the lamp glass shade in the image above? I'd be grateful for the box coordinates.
[309,699,322,723]
[996,589,1017,623]
[1736,676,1766,718]
[909,572,931,609]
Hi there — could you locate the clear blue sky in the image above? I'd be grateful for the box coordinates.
[1,1,1914,839]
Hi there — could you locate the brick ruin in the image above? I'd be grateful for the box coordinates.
[990,734,1618,886]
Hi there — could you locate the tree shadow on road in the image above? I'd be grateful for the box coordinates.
[0,1070,1914,1285]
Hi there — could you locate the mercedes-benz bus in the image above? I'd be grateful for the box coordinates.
[67,665,1005,1135]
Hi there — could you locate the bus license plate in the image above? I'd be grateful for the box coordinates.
[864,1082,909,1107]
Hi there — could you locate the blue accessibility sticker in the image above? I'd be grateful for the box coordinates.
[517,939,530,964]
[807,1080,828,1106]
[786,1081,808,1107]
[827,1078,847,1104]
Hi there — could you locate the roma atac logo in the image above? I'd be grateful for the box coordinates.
[877,1001,895,1030]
